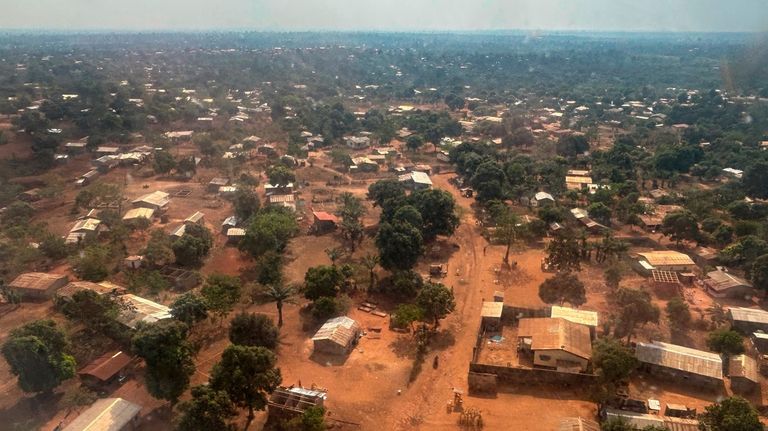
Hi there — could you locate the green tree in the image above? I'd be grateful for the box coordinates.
[392,303,424,331]
[70,244,110,281]
[604,265,623,290]
[61,290,122,336]
[361,254,380,291]
[699,396,762,431]
[1,320,76,394]
[750,254,768,291]
[267,165,295,186]
[742,161,768,199]
[240,209,299,258]
[489,203,521,265]
[339,193,365,251]
[416,282,456,327]
[170,293,209,327]
[263,283,294,327]
[39,234,68,260]
[2,202,34,226]
[284,406,327,431]
[587,202,612,225]
[201,274,242,321]
[614,288,660,343]
[254,251,284,286]
[154,150,176,174]
[368,179,406,208]
[229,313,279,349]
[665,297,692,332]
[233,187,261,222]
[592,337,638,403]
[406,135,424,152]
[210,345,282,430]
[660,210,699,246]
[707,329,745,356]
[175,385,237,431]
[142,229,175,267]
[132,320,195,406]
[470,161,506,202]
[376,221,424,271]
[538,272,587,307]
[409,189,460,240]
[444,93,465,111]
[304,265,343,301]
[545,234,582,272]
[172,224,213,267]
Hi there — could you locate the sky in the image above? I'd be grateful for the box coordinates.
[1,0,767,33]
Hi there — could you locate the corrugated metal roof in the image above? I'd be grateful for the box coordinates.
[122,207,154,220]
[9,272,67,291]
[132,191,169,208]
[79,351,131,382]
[635,341,722,379]
[71,218,101,232]
[729,354,759,383]
[184,211,204,224]
[729,307,768,325]
[117,294,171,329]
[637,251,695,267]
[705,270,752,292]
[480,301,503,318]
[550,306,598,327]
[62,398,141,431]
[227,228,246,236]
[518,317,592,360]
[559,417,600,431]
[312,316,360,347]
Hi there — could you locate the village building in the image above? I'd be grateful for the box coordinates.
[531,191,555,207]
[95,146,121,155]
[312,211,339,234]
[312,316,361,356]
[218,185,238,197]
[55,281,126,302]
[226,227,246,244]
[722,167,744,179]
[635,251,696,273]
[550,306,598,338]
[689,246,719,268]
[569,208,608,234]
[78,351,132,387]
[602,409,699,431]
[122,207,155,222]
[117,294,172,329]
[267,194,296,211]
[76,169,100,187]
[635,341,723,389]
[264,183,294,196]
[268,386,327,422]
[343,135,371,150]
[64,141,87,153]
[565,175,593,191]
[650,270,681,296]
[62,398,141,431]
[184,211,205,225]
[751,331,768,353]
[703,269,753,298]
[221,215,239,233]
[17,188,41,202]
[637,204,683,231]
[124,255,143,270]
[350,156,379,172]
[480,301,504,331]
[208,177,230,193]
[728,354,759,394]
[66,217,103,244]
[164,130,194,141]
[131,191,170,212]
[729,307,768,333]
[398,171,433,190]
[169,224,186,238]
[558,417,600,431]
[8,272,69,301]
[517,317,592,372]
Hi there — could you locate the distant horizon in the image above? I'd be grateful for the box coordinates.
[1,0,766,34]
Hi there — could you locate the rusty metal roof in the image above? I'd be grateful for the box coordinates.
[728,354,759,383]
[518,317,592,360]
[9,272,67,291]
[635,341,722,379]
[638,251,695,267]
[79,351,132,382]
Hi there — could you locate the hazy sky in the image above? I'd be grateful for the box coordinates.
[2,0,767,32]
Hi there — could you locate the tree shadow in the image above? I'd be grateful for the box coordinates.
[308,351,351,367]
[0,392,63,431]
[389,335,417,359]
[431,328,456,350]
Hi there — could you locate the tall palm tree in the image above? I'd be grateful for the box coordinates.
[325,247,344,266]
[264,283,294,327]
[361,254,380,291]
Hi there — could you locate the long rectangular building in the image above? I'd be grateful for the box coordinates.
[635,341,722,389]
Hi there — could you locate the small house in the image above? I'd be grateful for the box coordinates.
[729,354,759,394]
[77,169,99,186]
[729,307,768,333]
[602,409,699,431]
[704,270,753,299]
[17,188,41,202]
[169,224,186,238]
[268,386,327,422]
[62,398,141,431]
[226,228,246,244]
[343,135,371,150]
[96,146,121,155]
[398,171,433,190]
[78,351,132,387]
[267,194,296,211]
[55,281,126,302]
[122,207,155,222]
[722,168,744,179]
[264,183,294,196]
[312,316,361,356]
[532,191,555,207]
[64,141,87,153]
[558,417,599,431]
[124,255,143,269]
[752,332,768,353]
[66,218,103,244]
[117,294,172,329]
[312,211,338,234]
[221,215,239,234]
[184,211,205,225]
[636,251,696,273]
[218,185,238,198]
[8,272,69,301]
[351,156,379,172]
[208,177,230,193]
[635,341,722,389]
[480,301,504,331]
[517,317,592,372]
[164,130,194,141]
[132,191,170,212]
[257,144,278,157]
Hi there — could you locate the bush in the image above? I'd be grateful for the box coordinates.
[311,297,339,321]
